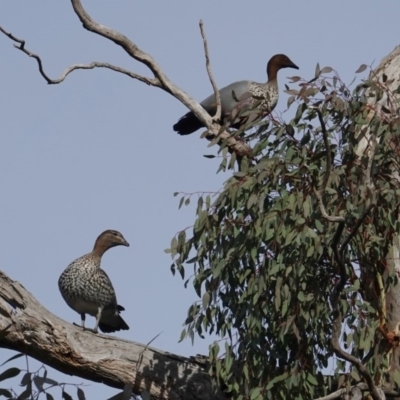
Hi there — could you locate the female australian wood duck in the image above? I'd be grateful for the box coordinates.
[58,230,130,334]
[173,54,299,135]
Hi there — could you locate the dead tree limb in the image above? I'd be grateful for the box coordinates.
[0,270,224,400]
[0,1,252,157]
[0,26,157,86]
[199,20,221,124]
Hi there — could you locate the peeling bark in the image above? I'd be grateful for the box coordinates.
[355,45,400,398]
[0,271,224,400]
[357,45,400,332]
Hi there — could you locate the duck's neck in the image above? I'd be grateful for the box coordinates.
[92,240,111,257]
[267,63,279,82]
[265,78,278,88]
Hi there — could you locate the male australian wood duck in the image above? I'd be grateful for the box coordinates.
[173,54,299,135]
[58,230,130,334]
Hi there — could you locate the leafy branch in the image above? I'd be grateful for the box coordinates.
[329,206,381,400]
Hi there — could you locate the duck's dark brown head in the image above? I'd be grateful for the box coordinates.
[267,54,299,81]
[93,229,130,256]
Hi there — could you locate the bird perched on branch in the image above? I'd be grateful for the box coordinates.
[58,229,130,334]
[173,54,299,135]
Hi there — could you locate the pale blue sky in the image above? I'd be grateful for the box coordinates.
[1,1,399,399]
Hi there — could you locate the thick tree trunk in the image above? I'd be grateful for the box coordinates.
[357,45,400,396]
[368,46,400,335]
[364,45,400,330]
[0,270,223,400]
[377,47,400,393]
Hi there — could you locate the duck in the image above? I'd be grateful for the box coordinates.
[173,54,299,135]
[58,229,130,333]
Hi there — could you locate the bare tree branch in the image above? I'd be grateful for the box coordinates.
[0,270,224,400]
[316,108,331,191]
[313,187,345,223]
[365,121,378,190]
[0,1,252,157]
[199,20,221,123]
[311,107,347,223]
[0,26,158,86]
[69,0,251,157]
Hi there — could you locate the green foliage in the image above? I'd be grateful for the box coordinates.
[169,66,400,398]
[0,354,88,400]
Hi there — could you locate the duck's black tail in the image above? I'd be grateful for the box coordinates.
[98,305,129,333]
[173,111,205,135]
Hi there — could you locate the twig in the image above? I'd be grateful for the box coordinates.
[198,19,251,157]
[313,187,344,223]
[199,20,221,123]
[1,2,251,157]
[69,0,252,157]
[136,331,163,372]
[316,109,331,191]
[365,120,378,189]
[0,26,158,86]
[144,331,163,349]
[311,109,344,223]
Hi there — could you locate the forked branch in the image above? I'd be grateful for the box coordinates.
[0,1,252,156]
[0,26,158,86]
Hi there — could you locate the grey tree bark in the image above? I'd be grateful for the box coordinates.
[0,270,224,400]
[355,45,400,399]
